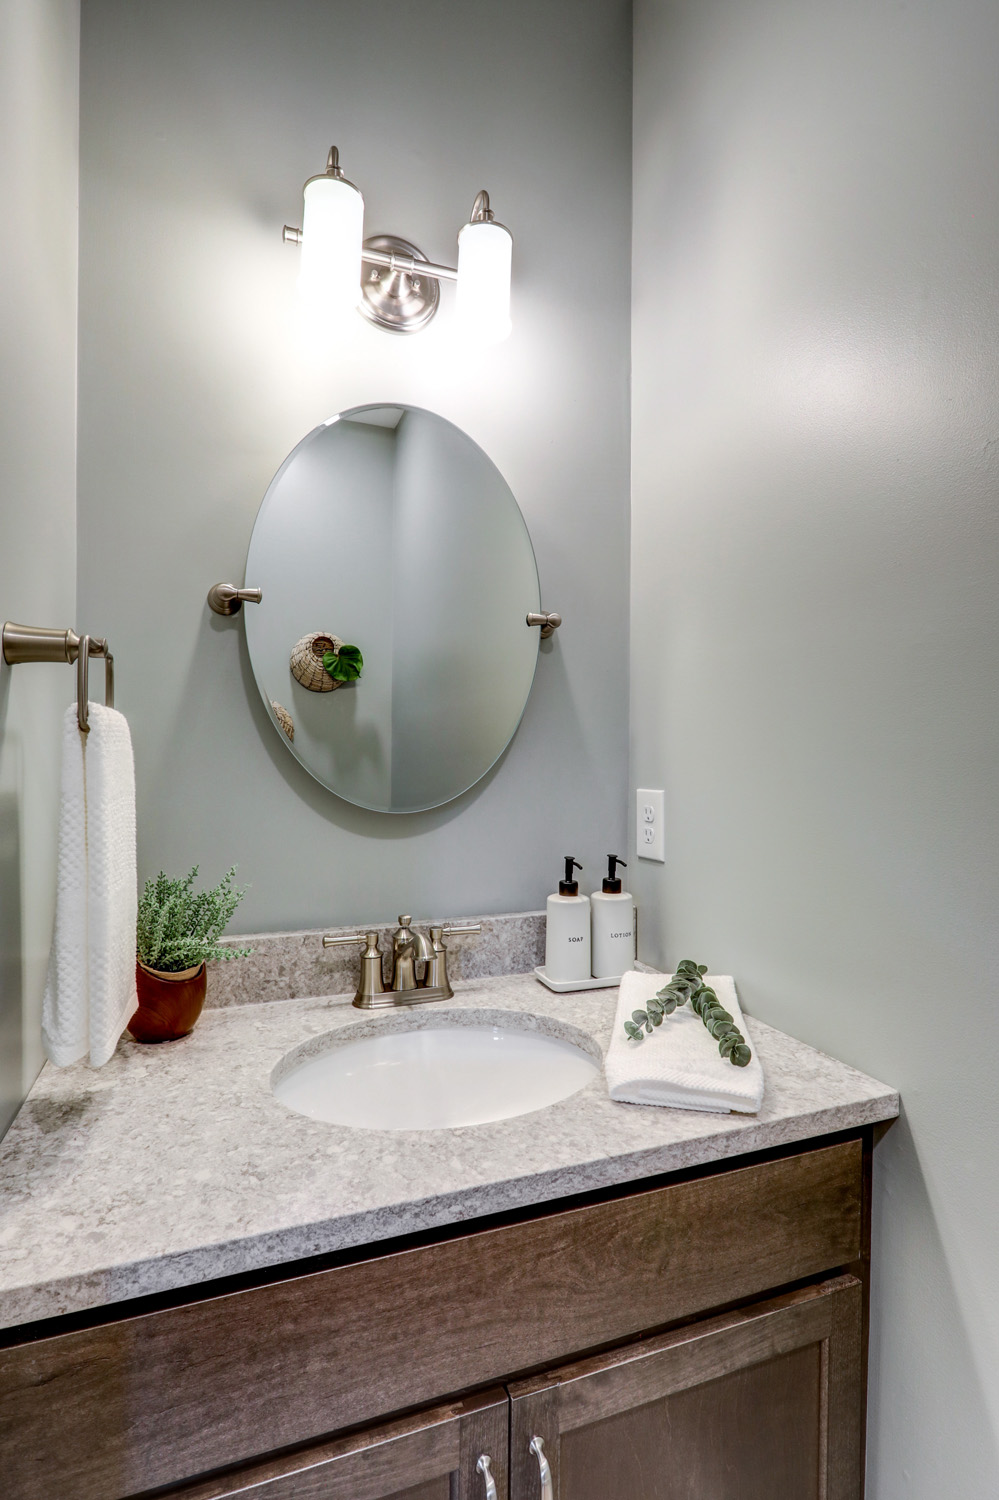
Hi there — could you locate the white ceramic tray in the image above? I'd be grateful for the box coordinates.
[534,966,623,994]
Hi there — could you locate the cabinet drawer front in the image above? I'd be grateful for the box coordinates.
[0,1139,862,1498]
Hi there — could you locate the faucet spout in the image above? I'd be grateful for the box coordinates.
[389,915,431,992]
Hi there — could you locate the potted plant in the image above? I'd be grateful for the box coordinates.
[130,866,250,1042]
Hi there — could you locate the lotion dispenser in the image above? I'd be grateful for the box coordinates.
[544,857,591,983]
[591,855,635,979]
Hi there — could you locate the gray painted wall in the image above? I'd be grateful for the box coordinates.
[0,0,79,1138]
[77,0,632,933]
[631,1,999,1494]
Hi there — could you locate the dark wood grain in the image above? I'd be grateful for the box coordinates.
[0,1139,862,1499]
[510,1382,559,1500]
[457,1385,509,1500]
[152,1389,507,1500]
[509,1277,864,1500]
[562,1344,822,1500]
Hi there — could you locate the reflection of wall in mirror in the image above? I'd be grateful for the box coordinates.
[389,411,538,810]
[247,420,396,809]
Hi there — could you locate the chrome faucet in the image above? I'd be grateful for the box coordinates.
[322,915,482,1008]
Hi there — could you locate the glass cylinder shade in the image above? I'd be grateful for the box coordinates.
[456,219,513,344]
[298,174,364,314]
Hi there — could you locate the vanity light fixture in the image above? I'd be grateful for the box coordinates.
[283,147,513,341]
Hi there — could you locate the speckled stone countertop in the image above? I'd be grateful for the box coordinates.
[0,973,897,1331]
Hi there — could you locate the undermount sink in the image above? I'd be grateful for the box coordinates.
[272,1014,601,1131]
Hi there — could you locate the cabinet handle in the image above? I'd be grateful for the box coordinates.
[477,1453,498,1500]
[529,1436,554,1500]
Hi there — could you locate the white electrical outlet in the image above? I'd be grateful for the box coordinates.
[636,788,665,861]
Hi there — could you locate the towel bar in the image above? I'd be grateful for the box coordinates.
[2,622,115,734]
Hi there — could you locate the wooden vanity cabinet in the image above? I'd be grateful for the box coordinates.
[0,1132,872,1500]
[166,1277,863,1500]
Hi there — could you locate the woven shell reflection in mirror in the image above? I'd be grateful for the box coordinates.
[289,633,344,693]
[270,700,295,740]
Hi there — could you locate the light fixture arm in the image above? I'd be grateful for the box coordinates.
[469,190,495,223]
[361,245,457,283]
[283,226,456,283]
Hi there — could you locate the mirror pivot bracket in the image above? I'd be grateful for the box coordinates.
[208,583,263,616]
[526,611,561,639]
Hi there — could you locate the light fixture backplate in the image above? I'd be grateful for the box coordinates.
[359,235,440,334]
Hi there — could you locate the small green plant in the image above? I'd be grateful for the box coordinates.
[624,959,752,1067]
[136,866,250,973]
[323,643,363,683]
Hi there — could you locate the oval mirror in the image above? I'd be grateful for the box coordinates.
[244,405,541,813]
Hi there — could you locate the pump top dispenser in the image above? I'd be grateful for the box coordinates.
[544,856,591,983]
[591,854,635,979]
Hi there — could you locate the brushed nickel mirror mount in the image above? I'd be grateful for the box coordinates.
[208,583,263,616]
[527,611,562,639]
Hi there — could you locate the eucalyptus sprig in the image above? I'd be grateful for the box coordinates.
[623,959,752,1067]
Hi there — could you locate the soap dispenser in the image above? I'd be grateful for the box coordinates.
[591,855,635,979]
[544,857,591,983]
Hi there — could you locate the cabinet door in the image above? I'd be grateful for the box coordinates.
[509,1276,863,1500]
[154,1388,507,1500]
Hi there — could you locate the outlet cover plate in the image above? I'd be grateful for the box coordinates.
[637,787,665,861]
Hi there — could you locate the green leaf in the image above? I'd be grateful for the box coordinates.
[651,957,751,1068]
[624,1020,643,1041]
[323,643,364,682]
[632,1009,649,1025]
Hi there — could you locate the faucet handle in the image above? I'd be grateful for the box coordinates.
[423,922,482,998]
[322,930,386,1007]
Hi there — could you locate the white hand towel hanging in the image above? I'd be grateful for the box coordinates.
[605,970,765,1114]
[43,703,137,1067]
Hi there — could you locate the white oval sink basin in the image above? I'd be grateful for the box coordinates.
[273,1019,600,1131]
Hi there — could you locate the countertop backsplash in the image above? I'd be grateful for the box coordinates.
[206,910,546,1007]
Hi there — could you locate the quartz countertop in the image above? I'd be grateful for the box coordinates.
[0,974,898,1330]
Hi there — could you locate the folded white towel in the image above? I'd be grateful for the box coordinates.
[605,970,764,1114]
[43,704,138,1067]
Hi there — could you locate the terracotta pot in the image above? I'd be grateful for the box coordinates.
[129,960,207,1043]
